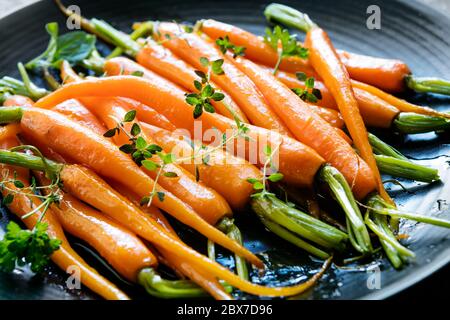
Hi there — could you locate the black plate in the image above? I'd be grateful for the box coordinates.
[0,0,450,300]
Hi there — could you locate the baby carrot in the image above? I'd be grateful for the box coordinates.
[0,135,129,300]
[5,106,260,266]
[231,55,377,199]
[153,22,292,136]
[304,23,389,202]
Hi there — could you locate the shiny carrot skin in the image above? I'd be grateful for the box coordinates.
[58,164,329,297]
[36,173,156,282]
[273,69,400,128]
[17,107,259,265]
[200,19,410,92]
[114,183,233,300]
[81,96,232,224]
[126,43,248,122]
[141,123,262,210]
[305,27,388,202]
[0,137,129,300]
[154,22,292,136]
[34,76,325,189]
[3,95,34,107]
[231,55,376,199]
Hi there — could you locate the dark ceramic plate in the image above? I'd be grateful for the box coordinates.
[0,0,450,300]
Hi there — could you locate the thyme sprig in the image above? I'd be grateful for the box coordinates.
[291,72,322,103]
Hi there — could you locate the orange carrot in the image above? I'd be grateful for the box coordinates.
[80,96,232,225]
[0,134,129,300]
[352,80,450,120]
[273,69,400,128]
[59,164,330,296]
[3,95,34,107]
[200,19,410,92]
[15,106,260,266]
[33,76,325,189]
[154,22,293,136]
[140,123,262,210]
[230,55,376,199]
[114,43,248,122]
[305,27,389,202]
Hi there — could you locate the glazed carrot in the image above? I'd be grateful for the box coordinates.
[3,95,33,107]
[11,106,259,266]
[352,80,450,120]
[0,136,128,300]
[272,69,400,128]
[33,76,325,189]
[51,99,106,135]
[35,172,156,282]
[80,96,232,224]
[141,123,262,210]
[124,42,248,122]
[201,19,410,92]
[154,22,292,136]
[231,55,376,199]
[114,183,233,300]
[61,60,177,133]
[304,26,389,202]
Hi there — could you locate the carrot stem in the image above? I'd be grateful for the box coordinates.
[394,112,450,134]
[0,149,63,178]
[375,155,439,183]
[406,75,450,96]
[368,133,407,160]
[264,3,316,32]
[319,165,372,254]
[107,22,153,59]
[0,106,23,124]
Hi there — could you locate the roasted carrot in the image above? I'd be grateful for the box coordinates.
[304,24,390,202]
[32,76,325,189]
[61,60,177,132]
[230,55,376,199]
[3,106,260,266]
[80,96,233,224]
[271,69,400,128]
[200,18,409,92]
[3,95,33,107]
[129,43,248,122]
[152,22,292,136]
[114,183,233,300]
[141,123,262,210]
[0,134,129,300]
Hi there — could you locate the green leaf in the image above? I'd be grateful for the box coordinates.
[211,92,225,101]
[123,110,137,122]
[185,93,201,106]
[130,123,141,136]
[135,136,147,149]
[194,80,202,91]
[146,144,163,154]
[163,172,178,178]
[142,160,159,171]
[305,77,315,88]
[263,145,272,157]
[131,70,144,77]
[194,70,207,82]
[203,103,215,113]
[211,59,224,75]
[268,172,284,182]
[295,72,307,81]
[246,178,260,184]
[140,196,150,206]
[157,191,165,202]
[202,84,214,97]
[161,153,175,165]
[54,31,96,66]
[13,180,24,188]
[2,194,14,206]
[103,127,118,138]
[252,181,264,190]
[312,88,322,100]
[119,144,135,154]
[193,104,203,119]
[199,57,210,67]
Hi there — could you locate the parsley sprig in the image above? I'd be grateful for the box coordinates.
[247,143,283,198]
[264,25,308,75]
[291,72,322,103]
[185,57,226,118]
[216,36,246,58]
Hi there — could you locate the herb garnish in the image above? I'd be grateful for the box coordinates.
[291,72,322,103]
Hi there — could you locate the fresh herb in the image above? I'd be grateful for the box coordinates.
[26,22,96,70]
[291,72,322,103]
[185,57,226,118]
[216,36,246,58]
[264,25,308,75]
[247,143,283,198]
[0,221,61,273]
